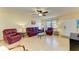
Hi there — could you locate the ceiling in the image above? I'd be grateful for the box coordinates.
[0,7,79,28]
[0,7,79,17]
[1,7,79,17]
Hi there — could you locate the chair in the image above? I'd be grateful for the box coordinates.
[45,27,53,35]
[3,29,22,44]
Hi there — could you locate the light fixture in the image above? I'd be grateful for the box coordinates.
[38,13,42,16]
[32,8,48,16]
[17,24,26,33]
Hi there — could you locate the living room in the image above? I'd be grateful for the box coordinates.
[1,7,79,51]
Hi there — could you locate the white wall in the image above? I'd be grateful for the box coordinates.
[0,8,34,40]
[61,19,77,37]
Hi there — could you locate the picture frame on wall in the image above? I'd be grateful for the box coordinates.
[77,20,79,28]
[77,20,79,32]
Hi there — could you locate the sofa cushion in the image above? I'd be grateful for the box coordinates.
[9,33,17,36]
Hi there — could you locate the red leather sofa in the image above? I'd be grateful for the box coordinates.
[45,27,53,35]
[3,29,22,44]
[26,27,39,37]
[26,27,53,37]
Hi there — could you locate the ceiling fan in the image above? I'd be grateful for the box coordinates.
[32,8,48,16]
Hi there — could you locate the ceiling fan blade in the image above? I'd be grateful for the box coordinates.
[36,9,43,13]
[43,11,48,13]
[43,14,46,16]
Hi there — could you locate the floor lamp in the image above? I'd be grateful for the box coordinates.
[18,24,26,33]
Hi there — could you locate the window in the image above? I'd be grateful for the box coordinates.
[52,20,57,28]
[46,18,57,28]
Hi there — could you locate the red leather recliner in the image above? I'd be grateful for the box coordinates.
[45,27,53,35]
[3,29,22,44]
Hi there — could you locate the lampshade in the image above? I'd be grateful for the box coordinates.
[17,24,26,33]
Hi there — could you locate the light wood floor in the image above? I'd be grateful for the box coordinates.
[0,35,69,51]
